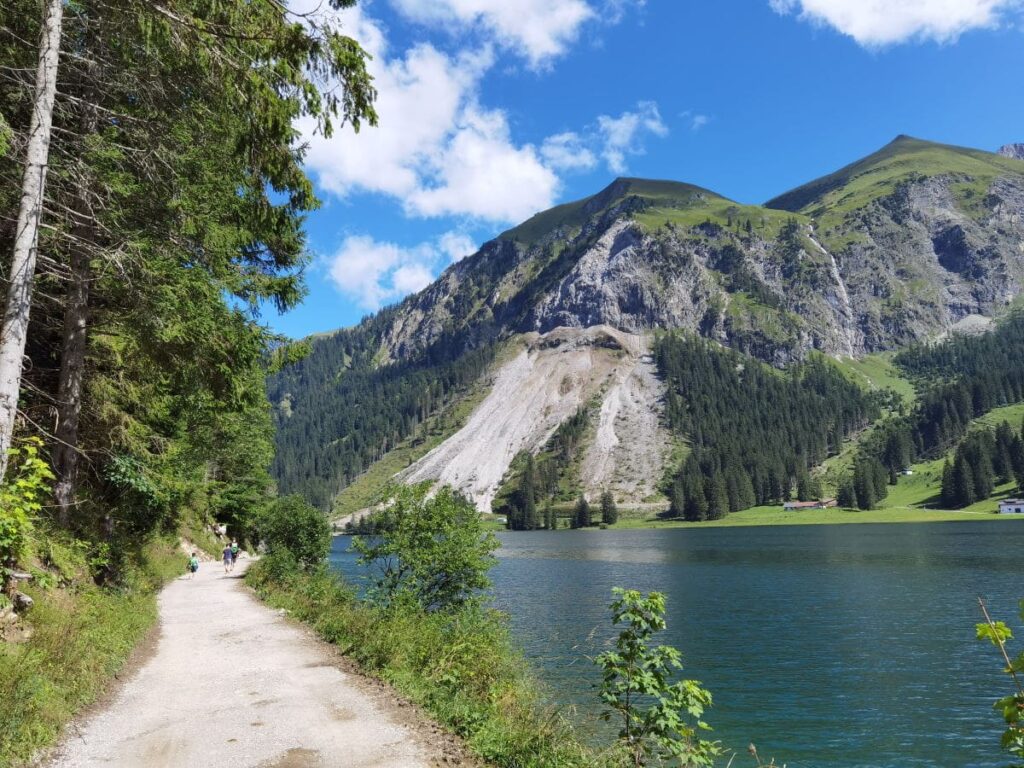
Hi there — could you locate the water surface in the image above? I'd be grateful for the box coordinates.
[330,520,1024,767]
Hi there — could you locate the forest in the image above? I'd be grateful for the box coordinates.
[269,322,496,510]
[655,333,881,520]
[0,0,376,551]
[839,313,1024,509]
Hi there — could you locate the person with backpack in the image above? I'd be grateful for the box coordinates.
[229,540,240,571]
[222,543,233,574]
[186,552,199,579]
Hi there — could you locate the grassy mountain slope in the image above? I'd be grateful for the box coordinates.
[766,135,1024,215]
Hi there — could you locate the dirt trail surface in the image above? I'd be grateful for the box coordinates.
[47,560,471,768]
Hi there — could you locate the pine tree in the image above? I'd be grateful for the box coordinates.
[573,494,592,528]
[853,460,876,510]
[544,501,556,531]
[837,478,856,509]
[705,472,728,520]
[952,454,976,508]
[600,490,618,525]
[940,458,956,507]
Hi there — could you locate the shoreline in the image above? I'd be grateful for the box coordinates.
[469,505,1020,533]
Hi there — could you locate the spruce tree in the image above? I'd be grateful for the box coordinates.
[952,454,976,508]
[837,478,856,509]
[600,490,618,525]
[573,494,592,528]
[941,458,956,507]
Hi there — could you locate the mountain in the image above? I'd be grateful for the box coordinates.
[999,143,1024,160]
[270,136,1024,514]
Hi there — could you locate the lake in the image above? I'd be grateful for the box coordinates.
[329,520,1024,767]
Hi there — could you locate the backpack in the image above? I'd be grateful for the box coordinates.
[189,557,199,572]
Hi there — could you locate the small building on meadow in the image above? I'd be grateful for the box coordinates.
[998,499,1024,515]
[783,499,837,511]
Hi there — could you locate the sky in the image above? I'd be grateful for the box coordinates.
[267,0,1024,338]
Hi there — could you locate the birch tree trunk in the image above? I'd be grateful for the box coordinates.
[0,0,64,483]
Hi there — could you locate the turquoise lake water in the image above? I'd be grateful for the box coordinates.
[329,520,1024,767]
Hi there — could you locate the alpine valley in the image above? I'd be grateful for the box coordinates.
[269,136,1024,523]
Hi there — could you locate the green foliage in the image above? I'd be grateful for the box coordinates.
[595,588,720,767]
[976,599,1024,763]
[845,314,1024,509]
[259,495,331,570]
[0,438,54,582]
[353,485,497,613]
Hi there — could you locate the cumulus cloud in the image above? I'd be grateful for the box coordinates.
[541,131,599,171]
[597,101,668,174]
[438,231,478,262]
[298,5,557,224]
[328,231,479,309]
[390,0,646,68]
[769,0,1023,46]
[407,107,560,221]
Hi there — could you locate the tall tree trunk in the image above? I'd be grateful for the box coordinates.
[53,247,89,524]
[0,0,64,483]
[53,53,100,524]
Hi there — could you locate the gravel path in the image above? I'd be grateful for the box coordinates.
[47,559,466,768]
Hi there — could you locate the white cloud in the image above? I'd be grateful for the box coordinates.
[769,0,1023,45]
[407,107,560,221]
[328,230,480,309]
[690,114,709,130]
[390,0,595,68]
[541,131,598,171]
[597,101,668,174]
[438,231,478,262]
[298,5,558,224]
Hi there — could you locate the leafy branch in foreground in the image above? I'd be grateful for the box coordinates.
[0,438,54,590]
[977,597,1024,764]
[595,588,720,767]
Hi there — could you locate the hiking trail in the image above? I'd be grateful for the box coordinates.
[46,558,471,768]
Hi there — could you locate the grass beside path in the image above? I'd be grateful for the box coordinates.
[0,532,183,767]
[247,560,602,768]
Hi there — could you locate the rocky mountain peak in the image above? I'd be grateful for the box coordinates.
[998,143,1024,160]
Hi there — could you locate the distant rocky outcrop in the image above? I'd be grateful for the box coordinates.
[998,143,1024,160]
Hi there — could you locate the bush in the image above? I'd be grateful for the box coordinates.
[1,438,53,588]
[595,588,720,767]
[353,484,497,612]
[258,495,330,570]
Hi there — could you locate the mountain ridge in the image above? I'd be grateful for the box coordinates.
[271,135,1024,512]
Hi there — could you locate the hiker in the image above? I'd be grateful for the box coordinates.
[222,543,233,574]
[186,552,199,580]
[229,540,240,571]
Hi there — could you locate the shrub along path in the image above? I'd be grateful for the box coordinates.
[46,558,470,768]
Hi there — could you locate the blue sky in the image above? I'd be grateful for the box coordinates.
[269,0,1024,338]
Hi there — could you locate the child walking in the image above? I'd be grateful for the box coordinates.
[186,552,199,579]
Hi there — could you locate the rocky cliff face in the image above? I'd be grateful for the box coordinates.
[820,174,1024,350]
[999,143,1024,160]
[377,144,1024,365]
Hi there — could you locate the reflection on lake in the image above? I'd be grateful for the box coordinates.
[330,520,1024,767]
